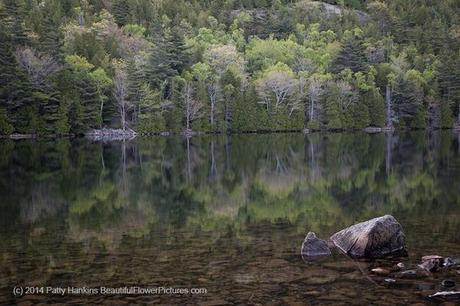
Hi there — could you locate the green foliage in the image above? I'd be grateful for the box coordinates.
[363,88,385,127]
[331,33,367,74]
[0,0,457,134]
[0,108,13,134]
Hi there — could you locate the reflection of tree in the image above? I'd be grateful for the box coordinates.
[20,182,65,223]
[1,130,460,256]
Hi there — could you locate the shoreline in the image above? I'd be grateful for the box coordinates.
[0,127,458,141]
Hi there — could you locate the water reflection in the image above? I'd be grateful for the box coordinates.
[0,131,459,304]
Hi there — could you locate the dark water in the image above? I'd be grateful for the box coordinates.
[1,131,459,305]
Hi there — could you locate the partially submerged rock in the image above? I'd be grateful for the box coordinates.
[330,215,407,258]
[418,255,456,272]
[301,232,331,259]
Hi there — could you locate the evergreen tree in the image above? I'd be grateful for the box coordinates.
[166,28,190,75]
[332,35,367,74]
[112,0,131,27]
[393,78,424,128]
[1,0,28,46]
[145,25,179,98]
[40,13,63,61]
[0,107,13,134]
[77,75,101,130]
[0,26,31,130]
[351,100,370,129]
[363,88,385,127]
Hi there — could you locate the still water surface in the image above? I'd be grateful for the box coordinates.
[0,131,459,305]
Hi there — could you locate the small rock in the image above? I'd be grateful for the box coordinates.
[301,232,331,258]
[304,290,321,296]
[419,259,441,272]
[384,278,396,283]
[419,255,455,272]
[422,255,443,261]
[441,280,456,288]
[397,262,405,270]
[371,267,390,276]
[396,269,420,279]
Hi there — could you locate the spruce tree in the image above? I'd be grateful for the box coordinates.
[166,29,190,75]
[77,75,101,129]
[332,36,367,74]
[393,78,424,127]
[112,0,131,27]
[1,0,28,46]
[40,13,63,61]
[0,26,31,130]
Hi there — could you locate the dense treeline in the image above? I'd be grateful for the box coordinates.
[0,0,459,135]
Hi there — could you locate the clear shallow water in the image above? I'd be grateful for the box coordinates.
[0,131,459,305]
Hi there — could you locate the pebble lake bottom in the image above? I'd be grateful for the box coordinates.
[0,130,459,305]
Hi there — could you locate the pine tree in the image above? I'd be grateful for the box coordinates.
[351,100,370,129]
[112,0,131,27]
[1,0,28,46]
[363,88,385,127]
[166,29,190,75]
[0,107,13,134]
[393,78,424,127]
[40,13,63,61]
[145,25,178,97]
[0,26,31,130]
[332,36,367,74]
[78,75,101,129]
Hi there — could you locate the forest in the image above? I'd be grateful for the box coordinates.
[0,0,459,135]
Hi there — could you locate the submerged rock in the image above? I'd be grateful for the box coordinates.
[441,280,456,288]
[395,269,426,279]
[371,267,390,276]
[301,232,331,258]
[330,215,407,258]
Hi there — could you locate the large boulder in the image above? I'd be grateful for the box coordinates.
[330,215,407,258]
[301,232,331,258]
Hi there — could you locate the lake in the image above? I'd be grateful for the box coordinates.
[1,131,459,305]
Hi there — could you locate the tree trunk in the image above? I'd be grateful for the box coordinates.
[121,102,126,131]
[386,85,392,127]
[210,100,215,127]
[100,100,104,128]
[310,96,315,122]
